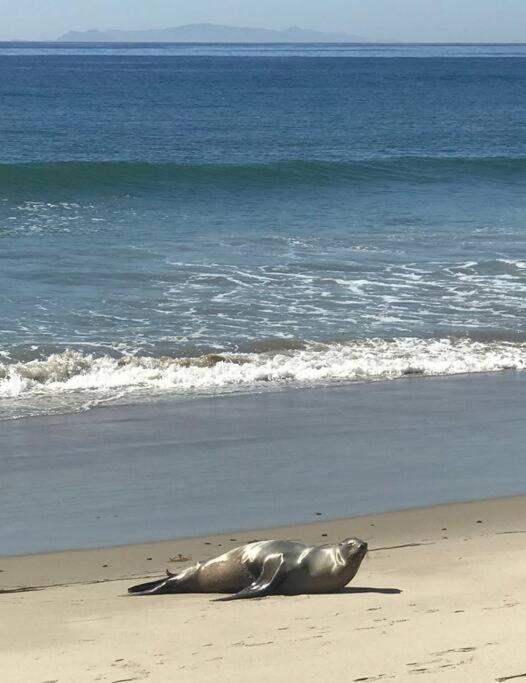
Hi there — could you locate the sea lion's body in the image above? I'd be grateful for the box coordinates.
[129,538,368,600]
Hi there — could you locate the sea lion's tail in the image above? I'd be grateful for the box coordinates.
[128,575,176,595]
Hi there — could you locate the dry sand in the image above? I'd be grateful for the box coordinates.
[1,496,525,682]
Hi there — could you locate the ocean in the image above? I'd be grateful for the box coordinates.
[1,43,526,420]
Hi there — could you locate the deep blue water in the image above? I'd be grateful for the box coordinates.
[1,43,526,418]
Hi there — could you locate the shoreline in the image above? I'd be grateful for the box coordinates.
[2,346,525,423]
[2,364,524,425]
[2,489,525,560]
[2,495,525,682]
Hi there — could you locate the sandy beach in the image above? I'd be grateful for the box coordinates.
[2,496,525,682]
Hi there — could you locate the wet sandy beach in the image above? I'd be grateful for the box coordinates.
[1,372,525,556]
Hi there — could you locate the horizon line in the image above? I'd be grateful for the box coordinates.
[3,40,526,46]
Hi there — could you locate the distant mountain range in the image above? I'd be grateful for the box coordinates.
[57,23,365,43]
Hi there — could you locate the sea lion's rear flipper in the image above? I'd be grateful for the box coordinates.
[215,554,286,602]
[129,563,202,596]
[128,575,179,595]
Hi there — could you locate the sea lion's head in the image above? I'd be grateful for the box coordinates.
[340,537,368,571]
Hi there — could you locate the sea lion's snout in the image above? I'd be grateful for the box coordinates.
[356,540,368,558]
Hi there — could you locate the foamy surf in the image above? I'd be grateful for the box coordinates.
[1,337,525,420]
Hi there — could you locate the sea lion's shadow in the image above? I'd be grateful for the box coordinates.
[339,586,402,595]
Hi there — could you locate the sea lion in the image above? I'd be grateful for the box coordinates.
[128,537,368,601]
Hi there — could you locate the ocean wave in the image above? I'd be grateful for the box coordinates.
[1,337,525,418]
[3,156,526,194]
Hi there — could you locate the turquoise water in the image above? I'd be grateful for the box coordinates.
[1,43,526,418]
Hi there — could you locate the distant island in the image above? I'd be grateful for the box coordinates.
[57,23,365,43]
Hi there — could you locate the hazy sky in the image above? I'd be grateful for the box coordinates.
[1,0,525,42]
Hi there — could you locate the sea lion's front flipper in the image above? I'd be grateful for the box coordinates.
[215,554,286,602]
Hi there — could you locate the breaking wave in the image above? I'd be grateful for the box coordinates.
[1,336,525,419]
[4,156,526,195]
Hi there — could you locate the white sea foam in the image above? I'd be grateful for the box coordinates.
[1,338,525,419]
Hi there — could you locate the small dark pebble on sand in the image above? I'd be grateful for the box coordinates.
[217,544,222,547]
[230,539,237,542]
[146,557,152,561]
[204,542,211,545]
[442,528,447,531]
[315,512,322,516]
[370,523,375,527]
[322,533,328,537]
[477,520,483,524]
[102,564,108,568]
